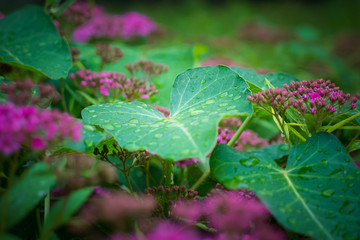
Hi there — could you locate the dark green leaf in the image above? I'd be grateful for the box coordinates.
[0,162,56,229]
[211,133,360,240]
[82,66,253,162]
[0,6,72,79]
[42,187,93,236]
[230,67,297,91]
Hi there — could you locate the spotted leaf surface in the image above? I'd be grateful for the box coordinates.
[82,66,252,162]
[230,67,297,93]
[0,6,72,79]
[211,133,360,240]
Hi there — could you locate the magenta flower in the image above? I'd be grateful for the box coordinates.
[72,11,157,42]
[0,103,82,156]
[146,221,199,240]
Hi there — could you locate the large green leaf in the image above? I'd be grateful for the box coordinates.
[82,66,253,162]
[42,187,93,237]
[146,46,195,108]
[211,133,360,240]
[0,6,72,79]
[0,162,56,229]
[230,67,297,92]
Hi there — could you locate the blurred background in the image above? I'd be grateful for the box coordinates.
[1,0,360,93]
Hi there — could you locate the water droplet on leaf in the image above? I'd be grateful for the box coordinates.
[239,156,260,168]
[321,189,335,197]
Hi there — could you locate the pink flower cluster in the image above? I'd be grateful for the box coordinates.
[72,10,157,42]
[171,190,285,240]
[0,103,82,156]
[247,79,358,129]
[0,12,4,20]
[69,69,157,100]
[61,1,102,27]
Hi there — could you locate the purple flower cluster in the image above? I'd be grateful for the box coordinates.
[171,189,286,240]
[69,69,157,101]
[72,9,157,42]
[1,79,60,107]
[96,43,124,70]
[61,1,103,27]
[247,79,358,130]
[0,103,82,156]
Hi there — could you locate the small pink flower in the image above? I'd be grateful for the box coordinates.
[31,136,47,150]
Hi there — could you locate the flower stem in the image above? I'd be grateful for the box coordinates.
[192,115,254,190]
[60,77,68,113]
[227,115,254,147]
[165,160,173,187]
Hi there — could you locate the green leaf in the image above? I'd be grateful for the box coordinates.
[0,162,56,229]
[42,187,93,236]
[82,66,253,162]
[146,46,195,108]
[230,67,297,91]
[211,133,360,240]
[0,6,72,79]
[0,234,21,240]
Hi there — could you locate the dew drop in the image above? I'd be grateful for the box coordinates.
[234,167,238,172]
[205,99,215,105]
[103,124,115,131]
[84,139,94,147]
[321,189,335,197]
[324,151,329,155]
[295,156,301,161]
[258,177,265,183]
[189,110,204,116]
[201,80,206,84]
[317,184,324,188]
[336,146,342,152]
[280,145,289,151]
[239,156,260,168]
[135,128,141,133]
[218,103,229,107]
[287,217,297,226]
[83,125,95,132]
[347,183,354,188]
[228,94,234,98]
[129,118,139,124]
[181,149,189,156]
[220,92,228,98]
[154,133,163,139]
[171,135,180,140]
[88,109,96,113]
[317,148,323,152]
[233,96,241,101]
[226,106,236,110]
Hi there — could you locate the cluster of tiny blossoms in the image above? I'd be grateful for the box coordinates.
[95,43,124,70]
[0,103,82,156]
[72,9,157,42]
[0,79,59,107]
[69,69,157,101]
[247,79,358,130]
[60,1,102,27]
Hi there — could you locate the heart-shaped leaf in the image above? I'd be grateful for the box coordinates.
[211,133,360,240]
[0,162,56,229]
[82,66,252,162]
[230,67,297,93]
[0,6,72,79]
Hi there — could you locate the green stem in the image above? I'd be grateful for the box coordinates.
[60,77,68,113]
[227,115,254,147]
[165,160,173,187]
[346,131,360,151]
[191,169,210,190]
[327,111,360,133]
[44,188,50,223]
[145,160,150,188]
[191,115,254,190]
